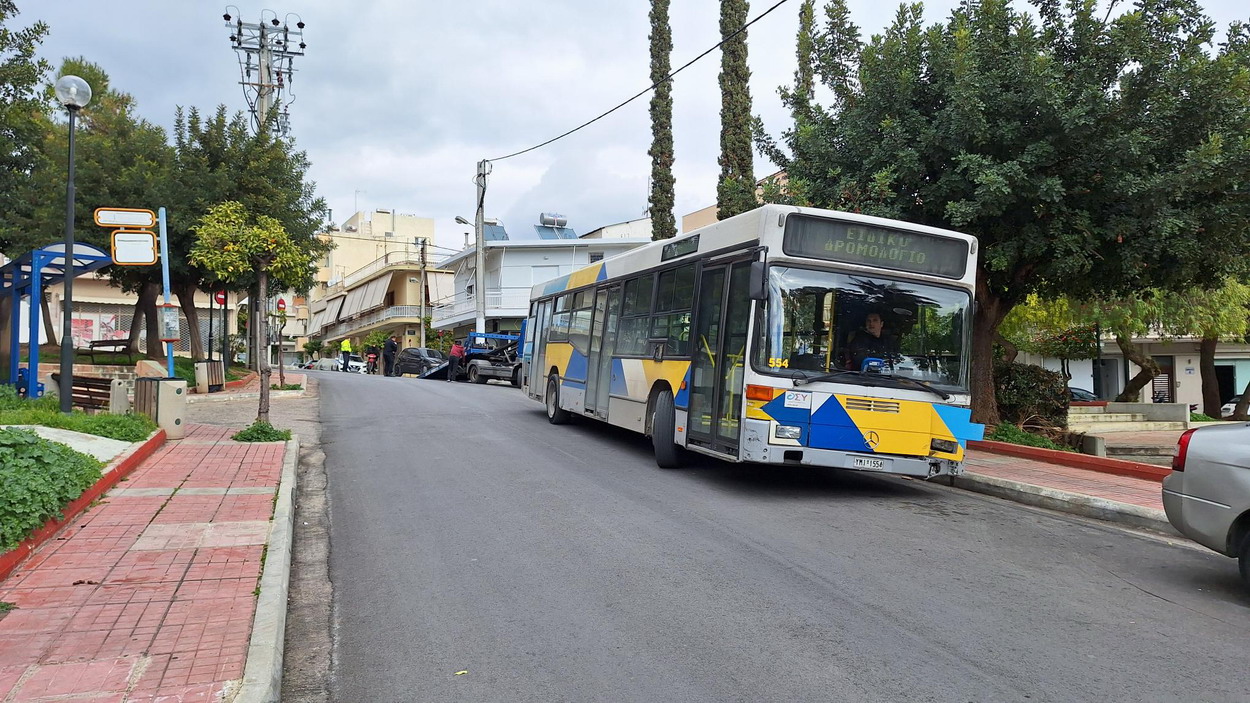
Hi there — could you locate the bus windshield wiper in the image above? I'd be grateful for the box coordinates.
[887,375,950,400]
[792,370,868,387]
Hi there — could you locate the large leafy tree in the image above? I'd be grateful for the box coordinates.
[778,0,1250,423]
[1,58,174,356]
[168,107,330,360]
[191,201,314,424]
[648,0,677,241]
[716,0,756,218]
[0,0,48,228]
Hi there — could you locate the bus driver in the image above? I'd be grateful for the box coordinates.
[846,311,898,370]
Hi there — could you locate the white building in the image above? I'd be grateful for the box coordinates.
[431,215,651,336]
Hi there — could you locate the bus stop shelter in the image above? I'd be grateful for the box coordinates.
[0,243,112,398]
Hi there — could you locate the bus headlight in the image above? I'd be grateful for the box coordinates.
[776,425,802,440]
[931,438,958,454]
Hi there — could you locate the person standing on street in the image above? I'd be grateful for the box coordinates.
[383,335,399,377]
[447,339,465,382]
[340,338,353,372]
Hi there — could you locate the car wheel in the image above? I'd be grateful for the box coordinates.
[1240,533,1250,587]
[546,375,570,425]
[511,366,521,388]
[651,389,686,469]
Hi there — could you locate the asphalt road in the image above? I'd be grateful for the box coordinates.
[316,370,1250,703]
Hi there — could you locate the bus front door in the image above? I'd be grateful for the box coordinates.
[688,261,751,455]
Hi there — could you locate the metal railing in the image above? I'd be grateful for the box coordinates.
[320,305,425,338]
[333,251,425,291]
[430,287,532,324]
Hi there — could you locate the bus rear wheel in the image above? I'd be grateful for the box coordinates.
[546,374,571,425]
[651,389,686,469]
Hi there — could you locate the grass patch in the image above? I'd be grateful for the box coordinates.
[1191,412,1219,422]
[0,386,156,442]
[232,421,291,443]
[0,428,103,552]
[0,602,15,613]
[270,383,302,391]
[986,422,1076,452]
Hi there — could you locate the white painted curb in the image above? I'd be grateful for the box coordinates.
[234,437,299,703]
[955,471,1174,534]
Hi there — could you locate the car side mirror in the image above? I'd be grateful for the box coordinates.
[748,261,768,301]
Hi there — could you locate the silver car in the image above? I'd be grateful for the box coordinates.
[1162,424,1250,585]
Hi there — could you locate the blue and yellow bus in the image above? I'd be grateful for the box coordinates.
[522,204,984,477]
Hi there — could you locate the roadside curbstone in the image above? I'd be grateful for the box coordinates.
[954,471,1175,534]
[235,436,299,703]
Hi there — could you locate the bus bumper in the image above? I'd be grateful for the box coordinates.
[740,419,963,479]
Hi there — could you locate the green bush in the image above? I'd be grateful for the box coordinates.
[994,361,1069,428]
[0,385,157,442]
[986,422,1076,452]
[233,421,291,442]
[0,428,103,552]
[1190,412,1219,422]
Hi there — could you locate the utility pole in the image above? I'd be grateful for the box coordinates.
[474,160,491,334]
[223,9,306,136]
[419,238,428,348]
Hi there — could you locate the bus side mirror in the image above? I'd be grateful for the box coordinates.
[748,261,768,300]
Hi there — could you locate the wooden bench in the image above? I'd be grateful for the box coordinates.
[49,373,115,411]
[85,339,135,363]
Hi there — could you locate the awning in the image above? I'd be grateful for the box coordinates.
[427,272,454,306]
[338,285,365,320]
[357,271,393,316]
[324,295,345,326]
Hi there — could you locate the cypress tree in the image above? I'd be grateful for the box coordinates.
[648,0,677,240]
[716,0,756,219]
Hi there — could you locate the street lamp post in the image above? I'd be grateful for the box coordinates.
[54,75,92,414]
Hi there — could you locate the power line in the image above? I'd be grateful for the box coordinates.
[487,0,790,163]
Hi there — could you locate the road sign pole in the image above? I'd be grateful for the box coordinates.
[158,208,174,378]
[208,289,214,362]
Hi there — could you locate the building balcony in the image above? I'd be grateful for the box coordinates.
[321,305,425,340]
[431,287,532,329]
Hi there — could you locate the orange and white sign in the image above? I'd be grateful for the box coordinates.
[111,229,158,265]
[94,207,156,228]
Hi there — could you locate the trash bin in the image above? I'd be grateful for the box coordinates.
[134,377,187,439]
[193,360,225,394]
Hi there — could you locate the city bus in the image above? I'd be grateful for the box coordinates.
[521,204,984,478]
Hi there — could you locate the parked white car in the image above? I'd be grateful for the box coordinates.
[308,355,365,373]
[1221,396,1244,418]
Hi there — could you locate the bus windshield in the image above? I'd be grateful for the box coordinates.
[754,266,971,390]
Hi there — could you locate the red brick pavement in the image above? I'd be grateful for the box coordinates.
[0,424,285,701]
[965,448,1164,511]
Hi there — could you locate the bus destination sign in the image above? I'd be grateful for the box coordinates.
[782,215,969,278]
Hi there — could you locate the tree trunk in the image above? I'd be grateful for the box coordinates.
[40,292,58,346]
[1234,375,1250,421]
[994,332,1019,363]
[1199,335,1221,418]
[256,272,271,425]
[971,278,1012,425]
[1113,334,1159,402]
[136,282,163,359]
[174,282,204,360]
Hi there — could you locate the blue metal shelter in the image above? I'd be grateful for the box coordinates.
[0,243,112,398]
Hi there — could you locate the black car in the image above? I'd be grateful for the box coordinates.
[393,347,446,376]
[1069,387,1098,402]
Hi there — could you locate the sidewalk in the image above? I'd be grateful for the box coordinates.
[959,446,1170,532]
[0,424,290,702]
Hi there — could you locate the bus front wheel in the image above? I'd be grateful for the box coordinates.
[546,374,571,425]
[651,389,686,469]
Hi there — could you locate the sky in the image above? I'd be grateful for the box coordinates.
[19,0,1246,258]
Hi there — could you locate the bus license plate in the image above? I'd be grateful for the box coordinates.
[852,456,886,471]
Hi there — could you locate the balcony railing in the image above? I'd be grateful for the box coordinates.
[334,251,425,291]
[430,287,532,326]
[321,305,425,339]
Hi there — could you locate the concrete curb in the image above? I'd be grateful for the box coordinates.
[955,471,1174,534]
[235,437,299,703]
[969,439,1171,482]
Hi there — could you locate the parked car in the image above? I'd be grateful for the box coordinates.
[308,355,365,373]
[392,347,446,376]
[1069,387,1098,402]
[1221,397,1244,418]
[1162,424,1250,586]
